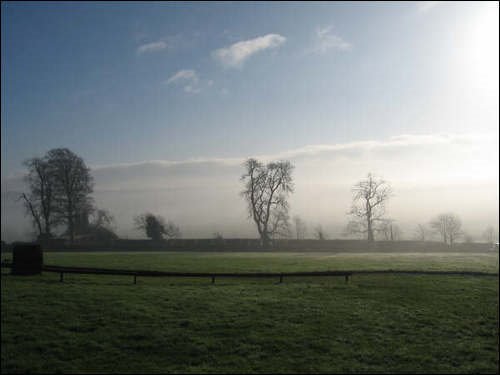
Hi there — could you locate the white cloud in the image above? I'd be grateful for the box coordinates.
[212,33,286,68]
[136,41,167,54]
[166,69,199,85]
[165,69,203,94]
[310,26,351,54]
[183,85,201,94]
[4,132,493,193]
[416,1,441,13]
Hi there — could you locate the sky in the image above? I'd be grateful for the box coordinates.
[1,1,499,241]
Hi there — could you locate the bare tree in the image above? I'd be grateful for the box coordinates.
[213,232,224,240]
[83,208,118,241]
[344,221,365,239]
[392,225,402,241]
[463,233,474,244]
[20,156,58,238]
[47,148,94,243]
[430,213,462,246]
[269,206,292,239]
[482,226,497,244]
[346,173,393,242]
[91,209,115,230]
[314,225,326,240]
[73,206,94,237]
[446,216,462,247]
[414,224,429,241]
[379,219,402,241]
[134,213,180,241]
[241,158,294,248]
[293,215,307,240]
[160,219,181,240]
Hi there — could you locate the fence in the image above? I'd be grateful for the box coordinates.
[2,262,497,285]
[1,262,353,284]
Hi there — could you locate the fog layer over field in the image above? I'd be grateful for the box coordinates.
[2,133,497,242]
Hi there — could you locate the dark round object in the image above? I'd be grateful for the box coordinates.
[12,243,43,275]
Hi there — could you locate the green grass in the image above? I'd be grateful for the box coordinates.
[34,251,500,273]
[2,252,499,374]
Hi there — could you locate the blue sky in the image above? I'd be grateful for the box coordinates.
[2,1,497,173]
[1,1,498,240]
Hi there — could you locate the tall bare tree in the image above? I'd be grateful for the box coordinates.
[463,233,474,243]
[346,173,393,242]
[482,226,497,244]
[415,224,429,241]
[270,206,292,239]
[379,219,402,241]
[314,225,326,240]
[47,148,94,243]
[241,158,294,248]
[293,215,307,240]
[430,213,462,246]
[20,156,58,238]
[91,209,115,230]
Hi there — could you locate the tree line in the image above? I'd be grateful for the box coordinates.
[241,159,497,248]
[20,148,498,247]
[20,148,180,243]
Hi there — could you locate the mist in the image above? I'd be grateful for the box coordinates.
[2,133,497,242]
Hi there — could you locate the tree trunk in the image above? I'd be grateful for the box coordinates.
[44,222,51,237]
[367,218,374,242]
[367,229,374,242]
[366,200,374,242]
[21,194,43,236]
[68,213,74,243]
[261,233,271,249]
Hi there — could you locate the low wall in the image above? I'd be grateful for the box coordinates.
[1,238,493,253]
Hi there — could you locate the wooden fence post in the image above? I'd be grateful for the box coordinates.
[60,272,63,282]
[279,274,283,283]
[134,275,137,284]
[345,275,349,283]
[211,276,215,284]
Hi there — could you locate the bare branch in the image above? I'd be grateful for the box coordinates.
[347,173,393,242]
[241,158,294,248]
[430,213,462,246]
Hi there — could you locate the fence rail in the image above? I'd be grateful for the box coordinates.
[43,265,354,284]
[2,262,353,283]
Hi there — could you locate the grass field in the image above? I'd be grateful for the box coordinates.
[15,250,500,273]
[1,251,499,373]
